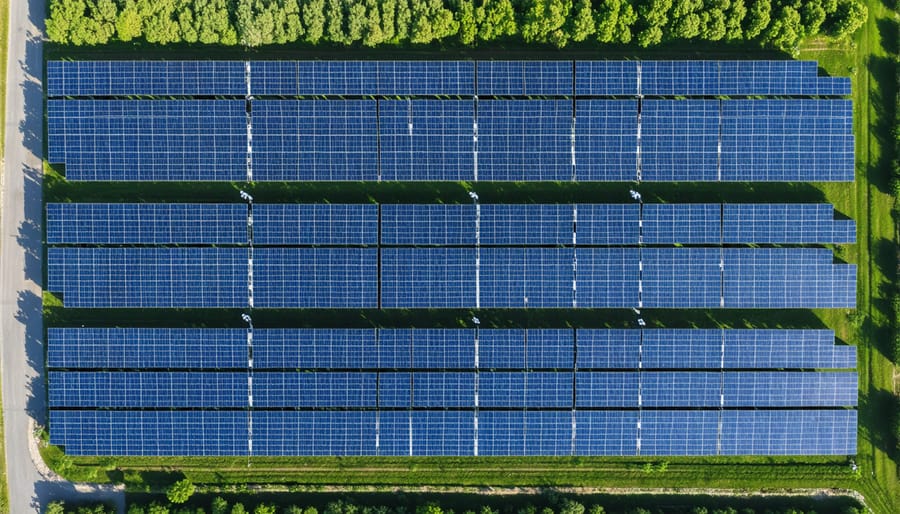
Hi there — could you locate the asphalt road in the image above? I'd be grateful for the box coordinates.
[1,0,124,512]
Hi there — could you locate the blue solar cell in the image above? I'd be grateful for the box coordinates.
[719,410,857,455]
[480,248,574,308]
[377,61,475,96]
[641,204,721,244]
[49,371,248,408]
[477,100,572,181]
[378,411,412,456]
[252,372,377,407]
[640,330,723,369]
[254,248,378,308]
[720,100,854,182]
[412,372,475,407]
[252,100,378,181]
[574,61,639,96]
[575,372,639,407]
[723,330,855,369]
[641,248,722,308]
[478,410,525,456]
[47,100,247,181]
[479,372,572,407]
[47,328,249,369]
[47,247,248,308]
[254,410,377,456]
[379,100,475,181]
[526,329,575,368]
[477,61,573,96]
[253,329,378,369]
[380,248,475,308]
[377,330,413,369]
[46,203,248,245]
[640,372,721,407]
[378,372,412,407]
[479,329,527,369]
[641,61,719,96]
[723,372,858,407]
[412,410,474,456]
[640,100,719,181]
[640,410,719,456]
[574,100,638,181]
[410,329,476,369]
[481,205,574,245]
[575,248,639,308]
[575,204,639,245]
[47,61,247,97]
[523,410,572,456]
[723,204,856,244]
[574,411,638,456]
[295,61,378,95]
[50,410,248,456]
[575,329,640,369]
[380,204,475,246]
[252,204,378,245]
[250,61,297,95]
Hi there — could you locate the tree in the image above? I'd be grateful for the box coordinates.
[283,507,304,514]
[363,0,386,45]
[456,0,477,44]
[558,500,585,514]
[475,0,517,40]
[764,5,804,52]
[521,0,571,47]
[302,0,327,42]
[395,0,412,39]
[826,0,867,38]
[588,507,604,514]
[148,503,172,514]
[569,0,596,42]
[115,0,143,41]
[801,0,827,34]
[346,0,368,43]
[46,501,67,514]
[417,505,443,514]
[325,0,347,42]
[232,504,248,514]
[166,479,196,504]
[744,0,771,38]
[211,498,230,514]
[723,0,746,39]
[128,505,147,514]
[255,505,278,514]
[381,0,397,39]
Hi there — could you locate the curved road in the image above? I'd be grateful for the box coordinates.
[1,0,124,512]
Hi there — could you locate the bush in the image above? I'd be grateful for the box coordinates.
[166,479,196,504]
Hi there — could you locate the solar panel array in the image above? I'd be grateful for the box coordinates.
[46,61,853,182]
[45,60,858,458]
[48,202,855,247]
[48,60,848,98]
[48,327,857,456]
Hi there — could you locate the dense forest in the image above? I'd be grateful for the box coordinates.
[46,0,867,53]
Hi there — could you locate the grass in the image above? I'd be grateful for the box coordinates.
[39,7,900,514]
[0,0,13,511]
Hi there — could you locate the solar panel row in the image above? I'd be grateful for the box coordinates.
[49,409,857,456]
[47,247,855,308]
[47,61,849,98]
[48,328,856,371]
[47,98,853,182]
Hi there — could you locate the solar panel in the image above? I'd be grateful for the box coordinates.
[252,372,377,407]
[723,204,856,244]
[380,204,475,246]
[252,204,378,245]
[523,410,573,456]
[250,61,297,96]
[47,61,247,97]
[377,61,475,96]
[641,61,719,96]
[574,100,638,181]
[640,329,723,369]
[295,61,378,95]
[46,203,248,245]
[47,247,248,308]
[575,248,639,308]
[254,248,378,308]
[640,410,719,456]
[479,329,527,369]
[574,61,639,96]
[723,248,857,308]
[47,328,248,369]
[575,372,639,407]
[640,372,721,407]
[641,204,721,244]
[723,372,858,407]
[49,371,248,408]
[720,100,854,182]
[411,410,474,456]
[723,330,855,369]
[719,410,857,455]
[480,248,574,308]
[575,204,639,245]
[574,411,638,455]
[478,410,526,456]
[411,372,475,407]
[526,329,575,368]
[252,100,378,181]
[575,329,641,369]
[253,329,378,369]
[380,248,475,308]
[640,100,719,181]
[480,205,574,246]
[50,410,249,456]
[253,410,377,456]
[379,100,475,181]
[378,372,412,407]
[477,100,573,181]
[47,100,247,181]
[410,329,476,369]
[641,248,722,308]
[378,410,412,456]
[477,61,573,96]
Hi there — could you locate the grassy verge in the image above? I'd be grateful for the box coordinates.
[0,0,13,511]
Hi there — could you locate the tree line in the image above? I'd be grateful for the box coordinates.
[47,0,867,53]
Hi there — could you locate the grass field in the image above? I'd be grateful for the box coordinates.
[38,5,900,514]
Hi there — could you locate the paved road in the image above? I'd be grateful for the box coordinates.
[0,0,124,512]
